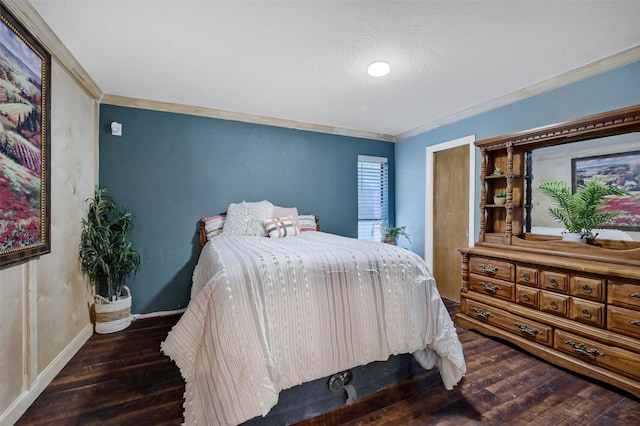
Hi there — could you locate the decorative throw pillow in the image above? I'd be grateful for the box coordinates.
[298,214,317,232]
[222,200,274,236]
[203,214,226,239]
[263,216,300,238]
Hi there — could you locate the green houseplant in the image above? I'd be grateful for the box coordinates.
[537,178,630,242]
[374,221,411,245]
[493,189,507,205]
[79,187,140,333]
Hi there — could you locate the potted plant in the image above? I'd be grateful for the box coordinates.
[373,221,411,245]
[493,190,507,205]
[537,178,630,243]
[79,187,141,333]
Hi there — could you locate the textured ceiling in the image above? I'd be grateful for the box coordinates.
[30,1,640,138]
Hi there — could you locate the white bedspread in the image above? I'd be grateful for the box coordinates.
[161,232,466,425]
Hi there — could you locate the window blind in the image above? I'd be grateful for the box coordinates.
[358,155,388,241]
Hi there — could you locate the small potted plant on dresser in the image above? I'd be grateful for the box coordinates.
[538,178,631,243]
[493,190,507,205]
[79,187,141,333]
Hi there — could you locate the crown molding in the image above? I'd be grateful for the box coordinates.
[395,45,640,142]
[101,94,396,142]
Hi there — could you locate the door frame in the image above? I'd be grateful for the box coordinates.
[424,135,476,272]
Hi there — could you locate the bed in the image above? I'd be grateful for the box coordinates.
[161,201,466,425]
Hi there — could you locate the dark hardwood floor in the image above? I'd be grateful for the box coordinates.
[17,300,640,425]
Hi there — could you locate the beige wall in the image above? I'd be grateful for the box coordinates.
[0,59,97,425]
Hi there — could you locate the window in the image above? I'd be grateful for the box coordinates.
[358,155,388,241]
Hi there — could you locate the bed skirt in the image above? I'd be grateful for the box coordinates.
[241,353,413,425]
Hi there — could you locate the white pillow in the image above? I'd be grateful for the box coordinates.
[272,206,299,227]
[203,214,226,238]
[298,214,317,232]
[222,200,274,236]
[263,216,300,238]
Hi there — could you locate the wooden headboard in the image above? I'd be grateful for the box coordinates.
[199,215,320,248]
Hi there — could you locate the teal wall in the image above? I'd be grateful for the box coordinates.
[99,106,395,313]
[395,61,640,258]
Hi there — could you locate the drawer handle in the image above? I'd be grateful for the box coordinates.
[631,320,640,327]
[564,340,604,357]
[582,285,593,294]
[514,322,542,336]
[471,307,493,319]
[522,294,530,302]
[582,309,592,319]
[630,293,640,299]
[481,282,501,293]
[550,278,559,287]
[480,264,501,274]
[522,273,530,281]
[550,301,558,310]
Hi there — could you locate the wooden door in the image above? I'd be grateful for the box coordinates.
[433,144,470,301]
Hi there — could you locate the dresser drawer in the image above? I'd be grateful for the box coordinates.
[570,276,605,302]
[465,299,552,346]
[608,280,640,310]
[516,265,538,287]
[540,290,569,317]
[556,329,640,382]
[469,257,514,281]
[541,270,569,293]
[608,305,640,339]
[516,285,538,309]
[469,274,515,302]
[569,298,605,328]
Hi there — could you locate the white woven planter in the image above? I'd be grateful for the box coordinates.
[94,286,132,334]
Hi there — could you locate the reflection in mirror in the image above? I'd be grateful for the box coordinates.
[528,132,640,242]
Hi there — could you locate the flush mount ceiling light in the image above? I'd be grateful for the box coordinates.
[367,61,390,77]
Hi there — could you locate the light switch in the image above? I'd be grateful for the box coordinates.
[111,121,122,136]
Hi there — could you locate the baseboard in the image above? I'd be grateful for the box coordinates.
[0,323,93,426]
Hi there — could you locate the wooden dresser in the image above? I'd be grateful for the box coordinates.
[455,104,640,398]
[457,245,640,397]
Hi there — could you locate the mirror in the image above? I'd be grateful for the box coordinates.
[528,132,640,241]
[475,104,640,246]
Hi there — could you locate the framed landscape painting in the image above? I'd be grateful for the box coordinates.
[572,150,640,231]
[0,6,51,268]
